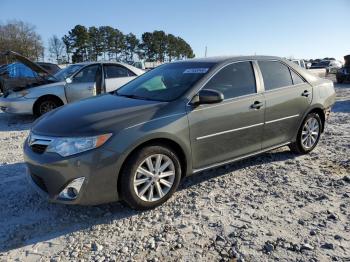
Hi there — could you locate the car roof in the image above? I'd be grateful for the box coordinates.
[71,61,144,75]
[172,55,282,64]
[74,61,134,66]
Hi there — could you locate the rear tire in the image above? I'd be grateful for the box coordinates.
[34,97,62,117]
[119,145,182,210]
[289,113,322,154]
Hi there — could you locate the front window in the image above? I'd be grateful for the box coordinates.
[51,64,84,81]
[73,65,99,83]
[203,62,256,99]
[116,62,215,101]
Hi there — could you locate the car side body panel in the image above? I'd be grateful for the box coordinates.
[187,93,265,169]
[25,81,68,104]
[261,82,313,148]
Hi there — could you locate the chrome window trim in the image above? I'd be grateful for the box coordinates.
[256,59,310,92]
[193,142,291,173]
[187,58,311,112]
[196,122,264,140]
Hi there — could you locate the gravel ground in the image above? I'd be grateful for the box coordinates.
[0,78,349,262]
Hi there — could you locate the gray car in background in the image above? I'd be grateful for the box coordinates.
[0,61,144,116]
[24,56,335,210]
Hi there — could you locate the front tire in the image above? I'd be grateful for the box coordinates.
[34,97,62,117]
[119,145,182,210]
[289,113,322,154]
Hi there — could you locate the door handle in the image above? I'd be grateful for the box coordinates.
[251,101,263,109]
[301,90,311,97]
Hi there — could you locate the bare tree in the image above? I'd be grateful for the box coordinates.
[0,20,44,63]
[48,35,64,63]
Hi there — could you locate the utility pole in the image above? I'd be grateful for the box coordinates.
[204,46,207,58]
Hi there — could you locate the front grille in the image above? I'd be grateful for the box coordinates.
[28,133,53,154]
[31,144,48,154]
[31,173,48,192]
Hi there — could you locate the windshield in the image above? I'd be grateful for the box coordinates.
[116,62,215,101]
[51,64,84,81]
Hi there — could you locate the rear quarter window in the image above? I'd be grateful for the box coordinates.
[290,70,305,85]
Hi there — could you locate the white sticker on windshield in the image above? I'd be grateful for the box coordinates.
[183,68,209,74]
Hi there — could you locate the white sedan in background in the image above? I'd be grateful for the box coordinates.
[0,62,144,116]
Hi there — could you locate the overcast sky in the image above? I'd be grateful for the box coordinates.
[1,0,349,61]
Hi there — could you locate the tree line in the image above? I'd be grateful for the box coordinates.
[0,21,195,65]
[50,25,194,64]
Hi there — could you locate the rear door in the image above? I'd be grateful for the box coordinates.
[65,64,101,102]
[103,64,136,92]
[187,61,265,170]
[258,60,312,148]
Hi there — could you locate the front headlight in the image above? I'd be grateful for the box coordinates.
[46,133,112,157]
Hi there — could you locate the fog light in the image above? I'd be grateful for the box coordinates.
[58,177,85,200]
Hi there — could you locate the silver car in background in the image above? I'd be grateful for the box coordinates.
[0,62,144,116]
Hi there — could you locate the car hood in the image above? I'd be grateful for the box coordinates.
[32,94,171,137]
[29,81,65,89]
[0,51,55,79]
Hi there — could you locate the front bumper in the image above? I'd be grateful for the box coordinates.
[0,96,36,114]
[23,138,121,205]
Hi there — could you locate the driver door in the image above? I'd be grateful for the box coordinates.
[65,64,101,102]
[187,61,264,170]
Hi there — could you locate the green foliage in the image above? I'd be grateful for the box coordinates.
[60,25,195,63]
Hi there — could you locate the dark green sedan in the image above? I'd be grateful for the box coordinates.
[24,56,336,210]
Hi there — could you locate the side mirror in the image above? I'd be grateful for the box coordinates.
[193,89,224,105]
[65,77,72,84]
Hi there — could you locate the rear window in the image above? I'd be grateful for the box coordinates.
[104,65,134,78]
[258,61,293,90]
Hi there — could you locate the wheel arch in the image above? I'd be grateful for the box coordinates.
[297,105,326,136]
[116,137,189,197]
[33,94,64,115]
[307,107,325,132]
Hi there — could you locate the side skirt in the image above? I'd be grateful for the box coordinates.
[192,142,291,174]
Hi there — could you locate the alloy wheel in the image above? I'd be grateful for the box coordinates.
[301,117,320,149]
[133,154,175,202]
[39,100,57,115]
